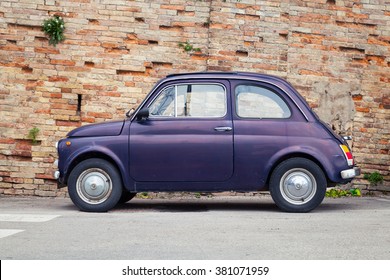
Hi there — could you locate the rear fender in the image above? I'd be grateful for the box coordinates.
[264,145,345,184]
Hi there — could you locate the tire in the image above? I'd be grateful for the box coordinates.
[68,159,123,212]
[269,158,326,213]
[118,191,137,204]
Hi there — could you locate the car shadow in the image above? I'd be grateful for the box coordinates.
[114,199,283,213]
[113,197,365,213]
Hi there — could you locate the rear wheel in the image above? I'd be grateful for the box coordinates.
[269,158,326,212]
[68,159,122,212]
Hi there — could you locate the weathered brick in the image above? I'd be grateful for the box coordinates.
[55,120,80,127]
[50,59,76,66]
[161,5,185,11]
[48,76,69,82]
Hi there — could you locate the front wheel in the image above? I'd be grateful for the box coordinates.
[68,159,123,212]
[269,158,326,212]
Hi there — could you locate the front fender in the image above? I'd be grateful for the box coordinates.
[58,136,133,189]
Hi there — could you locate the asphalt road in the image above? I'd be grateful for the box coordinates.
[0,195,389,260]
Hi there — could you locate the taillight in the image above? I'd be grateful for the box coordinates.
[340,145,354,166]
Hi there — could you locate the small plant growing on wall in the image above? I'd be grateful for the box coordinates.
[178,41,201,53]
[42,15,65,46]
[364,172,384,186]
[28,127,40,145]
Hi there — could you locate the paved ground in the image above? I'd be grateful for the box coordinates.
[0,195,389,260]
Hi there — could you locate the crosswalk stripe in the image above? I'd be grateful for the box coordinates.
[0,214,60,223]
[0,229,24,239]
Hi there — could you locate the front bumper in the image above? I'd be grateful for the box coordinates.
[53,159,60,180]
[53,170,66,188]
[341,167,361,179]
[53,158,66,188]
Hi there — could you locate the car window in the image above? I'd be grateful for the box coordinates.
[235,85,291,119]
[149,86,176,117]
[149,84,226,118]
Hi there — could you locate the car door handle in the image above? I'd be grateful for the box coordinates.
[214,126,233,132]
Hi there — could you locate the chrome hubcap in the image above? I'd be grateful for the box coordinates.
[280,168,316,205]
[76,168,112,204]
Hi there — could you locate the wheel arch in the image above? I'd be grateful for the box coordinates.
[264,151,332,190]
[63,150,130,189]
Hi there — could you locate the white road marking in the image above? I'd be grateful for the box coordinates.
[0,229,24,239]
[0,214,60,223]
[0,214,60,239]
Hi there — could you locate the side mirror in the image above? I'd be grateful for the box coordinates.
[136,108,149,121]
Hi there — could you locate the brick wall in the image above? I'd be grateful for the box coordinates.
[0,0,389,196]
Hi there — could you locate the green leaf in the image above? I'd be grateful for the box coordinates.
[42,15,65,47]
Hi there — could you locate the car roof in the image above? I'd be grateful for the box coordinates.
[162,72,303,97]
[165,71,287,85]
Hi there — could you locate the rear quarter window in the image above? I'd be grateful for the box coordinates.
[235,85,291,119]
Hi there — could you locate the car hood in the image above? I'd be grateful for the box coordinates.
[67,120,125,137]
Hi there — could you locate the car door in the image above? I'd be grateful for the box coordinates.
[129,80,233,183]
[231,80,295,188]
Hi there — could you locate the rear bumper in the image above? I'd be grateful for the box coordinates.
[341,167,361,179]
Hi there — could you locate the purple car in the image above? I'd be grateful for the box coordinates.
[55,72,360,212]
